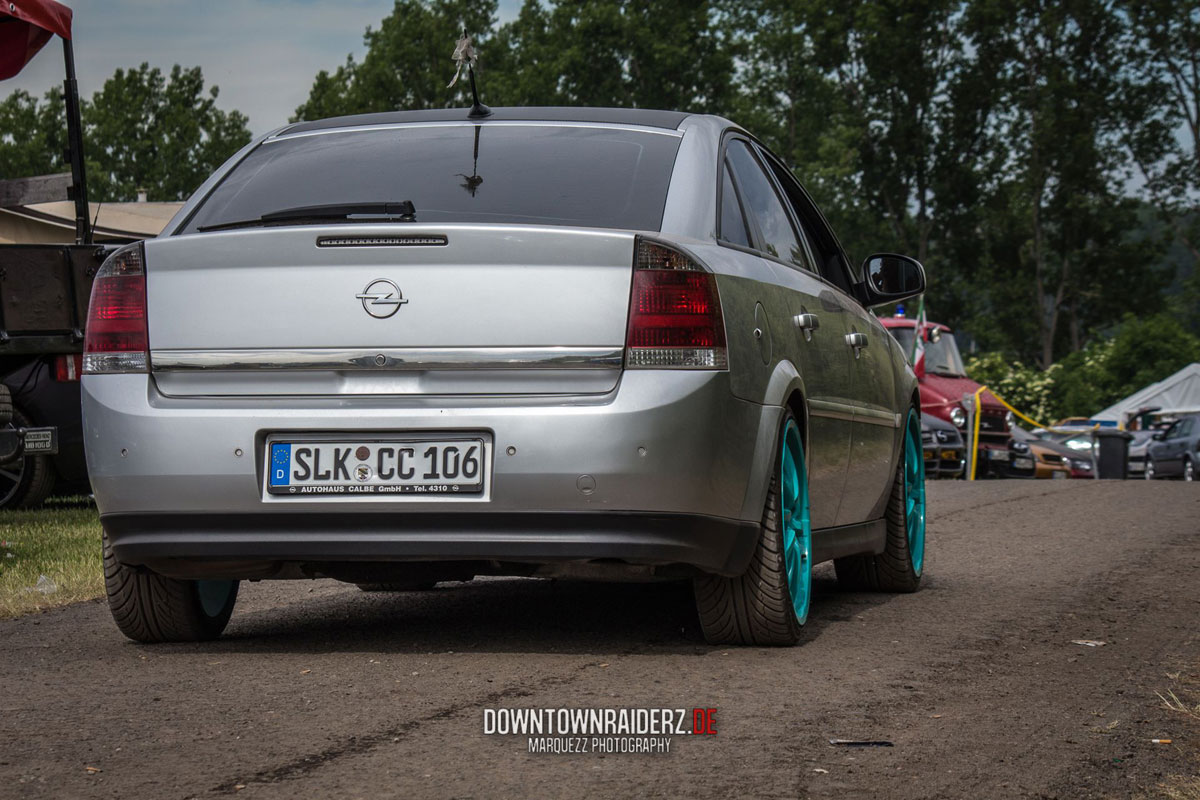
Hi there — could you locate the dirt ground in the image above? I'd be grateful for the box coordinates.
[1,480,1198,799]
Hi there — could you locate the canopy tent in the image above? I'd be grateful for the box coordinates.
[1092,363,1200,425]
[0,0,89,243]
[0,0,73,80]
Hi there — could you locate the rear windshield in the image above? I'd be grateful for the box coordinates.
[181,124,682,234]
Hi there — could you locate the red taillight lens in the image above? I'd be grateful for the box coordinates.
[83,244,149,374]
[625,239,727,369]
[53,354,83,382]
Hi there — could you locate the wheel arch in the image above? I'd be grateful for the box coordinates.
[739,360,807,521]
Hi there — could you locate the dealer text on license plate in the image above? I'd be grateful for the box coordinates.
[267,438,485,496]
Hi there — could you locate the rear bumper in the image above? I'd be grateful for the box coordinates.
[102,510,759,578]
[84,370,779,574]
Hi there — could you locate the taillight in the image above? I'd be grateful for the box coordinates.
[53,354,83,382]
[625,238,727,369]
[83,243,149,374]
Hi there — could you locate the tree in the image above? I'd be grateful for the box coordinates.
[0,87,66,180]
[292,0,498,121]
[294,0,736,119]
[0,65,250,202]
[85,64,251,201]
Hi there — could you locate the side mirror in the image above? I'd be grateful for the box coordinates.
[860,253,926,307]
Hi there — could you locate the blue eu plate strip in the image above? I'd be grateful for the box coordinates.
[270,443,291,486]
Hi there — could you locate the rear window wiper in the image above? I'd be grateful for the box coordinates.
[197,201,416,232]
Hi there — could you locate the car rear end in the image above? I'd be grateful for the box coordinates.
[82,117,770,586]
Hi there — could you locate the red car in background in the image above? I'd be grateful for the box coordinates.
[880,315,1013,476]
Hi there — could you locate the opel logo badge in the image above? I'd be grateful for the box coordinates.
[356,279,408,319]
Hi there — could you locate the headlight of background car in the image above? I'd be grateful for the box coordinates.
[950,406,967,428]
[1069,458,1092,471]
[1005,411,1015,428]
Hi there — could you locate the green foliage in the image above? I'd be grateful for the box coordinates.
[970,314,1200,420]
[85,64,251,201]
[965,351,1063,424]
[0,65,250,202]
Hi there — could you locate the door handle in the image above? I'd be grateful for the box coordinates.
[793,313,819,330]
[845,332,868,348]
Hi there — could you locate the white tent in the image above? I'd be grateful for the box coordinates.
[1092,362,1200,425]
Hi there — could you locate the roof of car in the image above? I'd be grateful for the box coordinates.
[281,107,694,136]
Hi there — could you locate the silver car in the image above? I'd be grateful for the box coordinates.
[82,108,927,645]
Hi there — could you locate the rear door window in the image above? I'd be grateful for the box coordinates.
[724,139,808,269]
[718,163,751,247]
[182,124,682,233]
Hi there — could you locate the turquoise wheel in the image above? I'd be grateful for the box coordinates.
[903,409,926,576]
[780,419,812,625]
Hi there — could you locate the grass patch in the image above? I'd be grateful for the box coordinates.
[0,496,103,619]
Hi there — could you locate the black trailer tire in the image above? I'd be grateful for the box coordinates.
[0,385,11,425]
[103,532,238,643]
[0,406,56,509]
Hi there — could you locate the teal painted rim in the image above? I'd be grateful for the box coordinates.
[904,409,926,576]
[196,580,235,618]
[780,419,812,625]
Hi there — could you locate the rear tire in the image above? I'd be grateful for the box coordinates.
[104,532,238,642]
[835,408,926,593]
[693,414,810,646]
[0,385,12,424]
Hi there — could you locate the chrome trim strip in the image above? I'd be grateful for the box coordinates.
[808,399,856,423]
[855,407,903,428]
[266,121,685,143]
[150,347,625,372]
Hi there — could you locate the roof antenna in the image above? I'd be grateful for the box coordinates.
[448,30,491,119]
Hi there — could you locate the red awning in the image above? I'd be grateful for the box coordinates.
[0,0,73,80]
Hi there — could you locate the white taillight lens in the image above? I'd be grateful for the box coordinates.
[83,243,149,374]
[625,239,728,369]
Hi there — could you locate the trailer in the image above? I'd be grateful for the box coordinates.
[1,0,116,507]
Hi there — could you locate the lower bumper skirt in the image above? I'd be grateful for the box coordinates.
[102,511,760,579]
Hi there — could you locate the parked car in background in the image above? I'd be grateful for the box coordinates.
[1009,426,1071,479]
[83,107,931,645]
[880,316,1012,476]
[1127,425,1169,476]
[1145,414,1199,481]
[1052,433,1097,479]
[921,414,964,478]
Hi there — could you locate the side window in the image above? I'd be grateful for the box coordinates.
[1181,419,1194,437]
[757,147,856,295]
[724,139,809,270]
[718,164,751,247]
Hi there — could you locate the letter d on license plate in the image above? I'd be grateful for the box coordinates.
[266,437,487,497]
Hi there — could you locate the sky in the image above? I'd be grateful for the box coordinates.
[4,0,523,136]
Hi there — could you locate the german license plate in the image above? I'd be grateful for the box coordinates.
[1051,470,1068,479]
[267,438,486,496]
[986,449,1009,461]
[1012,456,1034,469]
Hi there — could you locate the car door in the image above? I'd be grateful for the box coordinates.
[721,136,853,529]
[754,146,897,524]
[1172,418,1194,473]
[1152,421,1182,475]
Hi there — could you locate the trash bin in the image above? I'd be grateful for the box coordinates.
[1091,429,1134,479]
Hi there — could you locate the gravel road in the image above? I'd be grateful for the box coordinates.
[2,480,1198,799]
